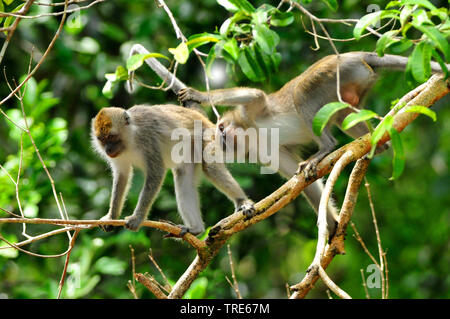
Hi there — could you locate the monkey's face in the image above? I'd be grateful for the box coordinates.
[92,107,130,159]
[97,134,125,158]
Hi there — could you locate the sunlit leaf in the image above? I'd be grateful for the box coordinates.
[403,105,437,121]
[169,42,190,64]
[342,110,378,131]
[312,102,349,136]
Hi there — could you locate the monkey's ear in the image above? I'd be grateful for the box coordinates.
[123,111,130,125]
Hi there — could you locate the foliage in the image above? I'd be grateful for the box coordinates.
[0,0,449,299]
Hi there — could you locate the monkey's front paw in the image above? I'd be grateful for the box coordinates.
[124,215,143,232]
[99,214,114,232]
[237,200,256,219]
[178,88,201,105]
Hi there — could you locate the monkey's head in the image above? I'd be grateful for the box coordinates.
[91,107,131,159]
[216,111,250,156]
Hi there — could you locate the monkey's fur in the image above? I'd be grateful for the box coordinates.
[179,51,449,236]
[91,105,254,235]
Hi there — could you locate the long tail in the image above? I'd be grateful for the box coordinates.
[363,52,449,73]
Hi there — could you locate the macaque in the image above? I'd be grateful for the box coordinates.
[178,51,448,235]
[91,105,254,235]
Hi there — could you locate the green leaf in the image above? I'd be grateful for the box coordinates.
[3,3,25,35]
[270,11,294,27]
[408,41,432,83]
[102,80,114,99]
[400,0,437,11]
[237,45,265,82]
[376,30,400,56]
[229,0,256,14]
[169,42,189,64]
[186,33,220,52]
[389,39,414,54]
[341,110,378,131]
[126,53,170,72]
[3,0,15,5]
[114,66,128,81]
[354,10,399,40]
[399,5,414,27]
[252,24,280,54]
[205,45,217,77]
[0,2,4,24]
[217,0,239,12]
[369,115,393,158]
[312,102,349,136]
[431,48,450,78]
[223,38,240,61]
[403,105,437,121]
[411,9,433,26]
[388,126,405,180]
[413,24,450,61]
[321,0,338,11]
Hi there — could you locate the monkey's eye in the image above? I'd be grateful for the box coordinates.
[218,123,224,132]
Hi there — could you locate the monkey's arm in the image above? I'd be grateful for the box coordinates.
[125,161,166,231]
[178,87,266,107]
[100,165,132,231]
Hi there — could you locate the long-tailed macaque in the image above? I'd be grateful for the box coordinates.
[91,105,254,235]
[178,51,448,235]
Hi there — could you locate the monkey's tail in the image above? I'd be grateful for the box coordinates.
[363,52,448,73]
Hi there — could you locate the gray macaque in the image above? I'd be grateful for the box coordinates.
[178,51,449,236]
[91,105,254,235]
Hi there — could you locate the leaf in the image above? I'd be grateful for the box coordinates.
[400,0,437,11]
[369,115,393,158]
[270,11,294,27]
[0,2,4,24]
[341,110,378,131]
[186,33,220,52]
[223,37,240,61]
[431,48,450,78]
[3,3,25,35]
[389,39,414,54]
[205,45,217,77]
[403,105,437,121]
[102,80,114,99]
[408,41,432,83]
[126,53,170,72]
[376,30,400,56]
[217,0,239,12]
[413,24,450,61]
[252,23,280,54]
[312,102,349,136]
[388,126,405,180]
[237,45,265,82]
[3,0,15,5]
[220,18,234,37]
[321,0,338,11]
[229,0,256,14]
[114,66,128,81]
[353,10,399,40]
[169,42,189,64]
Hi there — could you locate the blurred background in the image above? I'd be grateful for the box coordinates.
[0,0,449,298]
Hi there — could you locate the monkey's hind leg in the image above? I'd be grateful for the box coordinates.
[202,162,255,218]
[172,164,205,236]
[296,127,337,180]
